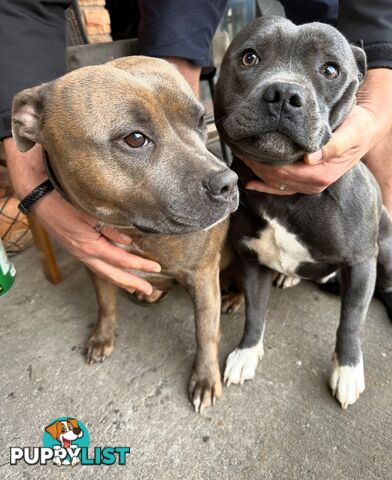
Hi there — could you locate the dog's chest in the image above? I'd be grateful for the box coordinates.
[244,214,314,274]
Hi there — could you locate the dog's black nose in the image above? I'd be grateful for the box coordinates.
[262,82,304,110]
[73,427,81,435]
[205,169,238,199]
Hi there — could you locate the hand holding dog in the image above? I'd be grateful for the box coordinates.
[33,193,160,295]
[4,139,160,295]
[244,69,392,195]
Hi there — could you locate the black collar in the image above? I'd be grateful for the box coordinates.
[43,149,68,201]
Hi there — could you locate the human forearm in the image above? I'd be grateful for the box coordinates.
[3,138,47,199]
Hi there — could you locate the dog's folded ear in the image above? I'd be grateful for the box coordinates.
[12,81,53,152]
[68,418,79,428]
[45,421,60,440]
[351,45,367,83]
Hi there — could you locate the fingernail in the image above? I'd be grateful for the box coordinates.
[306,150,323,165]
[245,182,260,191]
[152,264,161,273]
[145,286,153,295]
[119,233,132,244]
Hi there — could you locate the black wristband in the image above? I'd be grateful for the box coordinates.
[18,179,54,214]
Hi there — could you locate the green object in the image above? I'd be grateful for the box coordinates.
[0,238,15,298]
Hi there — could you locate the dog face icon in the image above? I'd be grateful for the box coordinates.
[45,418,83,449]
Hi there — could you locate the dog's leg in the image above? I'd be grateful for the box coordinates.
[86,272,118,364]
[187,266,222,413]
[224,259,272,386]
[376,208,392,320]
[330,259,377,409]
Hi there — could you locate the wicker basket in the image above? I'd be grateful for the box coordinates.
[0,188,33,256]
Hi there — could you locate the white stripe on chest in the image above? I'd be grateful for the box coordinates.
[244,214,314,275]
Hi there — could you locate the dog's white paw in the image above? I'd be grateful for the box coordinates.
[71,456,80,467]
[224,342,264,386]
[53,457,62,467]
[329,353,365,409]
[274,273,301,289]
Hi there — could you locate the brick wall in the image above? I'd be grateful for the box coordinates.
[78,0,112,43]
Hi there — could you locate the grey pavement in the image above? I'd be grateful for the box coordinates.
[1,242,391,480]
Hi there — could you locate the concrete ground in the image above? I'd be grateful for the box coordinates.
[1,241,392,479]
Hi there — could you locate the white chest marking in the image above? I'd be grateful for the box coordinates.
[244,214,314,275]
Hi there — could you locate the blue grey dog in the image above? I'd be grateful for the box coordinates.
[215,16,392,409]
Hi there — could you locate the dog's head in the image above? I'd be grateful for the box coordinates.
[215,16,366,166]
[45,418,83,443]
[12,56,238,234]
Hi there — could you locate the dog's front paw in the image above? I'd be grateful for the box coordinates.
[329,353,365,409]
[86,335,115,365]
[71,456,80,467]
[53,457,62,467]
[188,365,222,414]
[134,289,166,303]
[221,291,244,314]
[273,273,301,289]
[224,342,264,386]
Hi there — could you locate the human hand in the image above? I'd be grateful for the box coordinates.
[244,69,392,195]
[33,192,161,294]
[4,139,160,294]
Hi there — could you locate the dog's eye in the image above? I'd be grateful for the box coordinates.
[242,50,259,67]
[198,114,206,130]
[319,63,339,80]
[124,132,149,148]
[67,425,73,430]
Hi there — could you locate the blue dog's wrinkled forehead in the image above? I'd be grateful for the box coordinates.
[223,15,366,92]
[230,17,354,61]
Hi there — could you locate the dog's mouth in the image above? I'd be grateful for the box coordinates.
[230,131,306,165]
[131,190,238,235]
[133,210,231,235]
[62,438,71,448]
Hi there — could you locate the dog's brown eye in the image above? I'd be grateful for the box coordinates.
[198,115,206,130]
[319,63,339,79]
[242,50,259,67]
[124,132,149,148]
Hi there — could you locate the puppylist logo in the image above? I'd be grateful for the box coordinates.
[10,417,130,467]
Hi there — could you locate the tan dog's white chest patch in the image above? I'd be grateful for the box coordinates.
[244,214,314,275]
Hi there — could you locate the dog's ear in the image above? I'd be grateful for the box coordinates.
[45,421,61,439]
[12,81,53,153]
[351,45,367,83]
[68,418,79,428]
[329,45,367,130]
